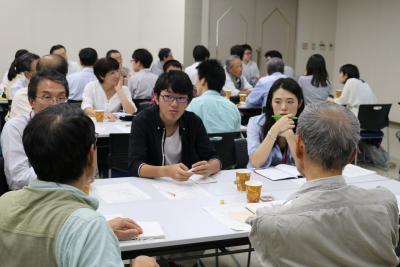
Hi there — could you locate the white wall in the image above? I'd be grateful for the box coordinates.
[0,0,185,75]
[334,0,400,122]
[183,0,203,67]
[295,0,337,79]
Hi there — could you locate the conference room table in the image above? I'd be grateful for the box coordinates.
[90,167,394,262]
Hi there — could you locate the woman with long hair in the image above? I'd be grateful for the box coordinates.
[298,54,331,104]
[247,78,304,168]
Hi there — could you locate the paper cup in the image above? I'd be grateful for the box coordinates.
[245,180,262,203]
[225,89,232,98]
[95,110,105,122]
[335,89,342,98]
[236,171,251,191]
[239,93,246,103]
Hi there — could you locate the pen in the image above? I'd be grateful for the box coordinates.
[271,114,298,120]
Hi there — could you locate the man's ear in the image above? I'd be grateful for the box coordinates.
[295,134,304,160]
[347,149,357,164]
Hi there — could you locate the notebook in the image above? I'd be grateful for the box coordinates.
[254,164,302,181]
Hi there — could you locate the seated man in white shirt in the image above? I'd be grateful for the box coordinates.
[67,47,98,103]
[106,49,132,80]
[184,45,210,85]
[247,102,399,267]
[223,55,253,96]
[265,50,296,79]
[150,48,173,76]
[128,48,158,100]
[50,44,81,75]
[9,54,68,119]
[242,44,260,86]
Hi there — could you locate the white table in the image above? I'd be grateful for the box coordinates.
[95,120,132,138]
[91,168,394,260]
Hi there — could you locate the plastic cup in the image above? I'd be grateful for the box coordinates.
[239,93,246,103]
[335,89,342,98]
[225,89,232,98]
[95,110,105,122]
[236,171,251,191]
[245,180,262,203]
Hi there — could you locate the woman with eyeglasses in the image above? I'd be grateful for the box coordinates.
[81,57,136,121]
[129,71,221,181]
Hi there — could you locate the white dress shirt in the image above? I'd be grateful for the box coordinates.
[6,73,28,99]
[223,73,253,96]
[150,61,164,76]
[81,81,134,113]
[68,61,81,75]
[242,60,260,86]
[1,113,36,190]
[184,62,200,85]
[67,68,97,101]
[9,87,31,119]
[127,69,158,99]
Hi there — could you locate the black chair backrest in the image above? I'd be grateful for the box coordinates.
[137,101,153,113]
[0,157,9,196]
[208,132,241,170]
[133,99,152,112]
[396,131,400,141]
[238,107,262,126]
[234,138,249,168]
[108,134,130,175]
[358,104,391,131]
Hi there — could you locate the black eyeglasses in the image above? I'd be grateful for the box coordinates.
[160,94,189,104]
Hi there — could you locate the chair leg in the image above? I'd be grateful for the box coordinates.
[247,243,252,267]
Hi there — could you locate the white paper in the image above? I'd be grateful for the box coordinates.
[115,124,131,134]
[137,221,165,240]
[203,204,252,232]
[343,164,376,178]
[153,178,212,200]
[246,200,285,214]
[94,183,151,204]
[190,174,217,184]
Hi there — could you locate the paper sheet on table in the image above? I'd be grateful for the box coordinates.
[343,164,376,178]
[204,204,252,231]
[103,214,165,240]
[246,200,285,214]
[153,178,212,200]
[189,174,217,184]
[292,177,306,186]
[94,183,151,204]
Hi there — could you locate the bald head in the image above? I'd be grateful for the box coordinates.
[36,54,68,76]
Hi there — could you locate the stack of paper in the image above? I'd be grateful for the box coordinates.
[94,183,151,204]
[136,221,165,240]
[246,200,285,213]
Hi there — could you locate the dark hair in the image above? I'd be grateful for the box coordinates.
[262,78,305,139]
[306,54,329,87]
[79,47,98,66]
[106,49,120,58]
[158,48,171,61]
[197,59,226,92]
[230,45,244,60]
[339,64,360,81]
[264,50,283,59]
[163,59,182,72]
[132,48,153,68]
[36,55,68,76]
[7,52,40,81]
[23,103,96,183]
[193,45,210,62]
[15,49,29,59]
[242,44,252,52]
[153,71,193,101]
[50,44,66,54]
[28,70,69,101]
[93,57,120,83]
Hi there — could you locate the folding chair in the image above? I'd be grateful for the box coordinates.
[108,133,130,178]
[234,138,249,168]
[133,99,152,113]
[356,104,391,164]
[208,132,241,170]
[238,107,262,126]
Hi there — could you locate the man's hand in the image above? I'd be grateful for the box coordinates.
[108,217,143,240]
[131,256,159,267]
[165,163,192,181]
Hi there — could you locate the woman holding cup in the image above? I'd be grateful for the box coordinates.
[247,78,305,168]
[82,57,136,121]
